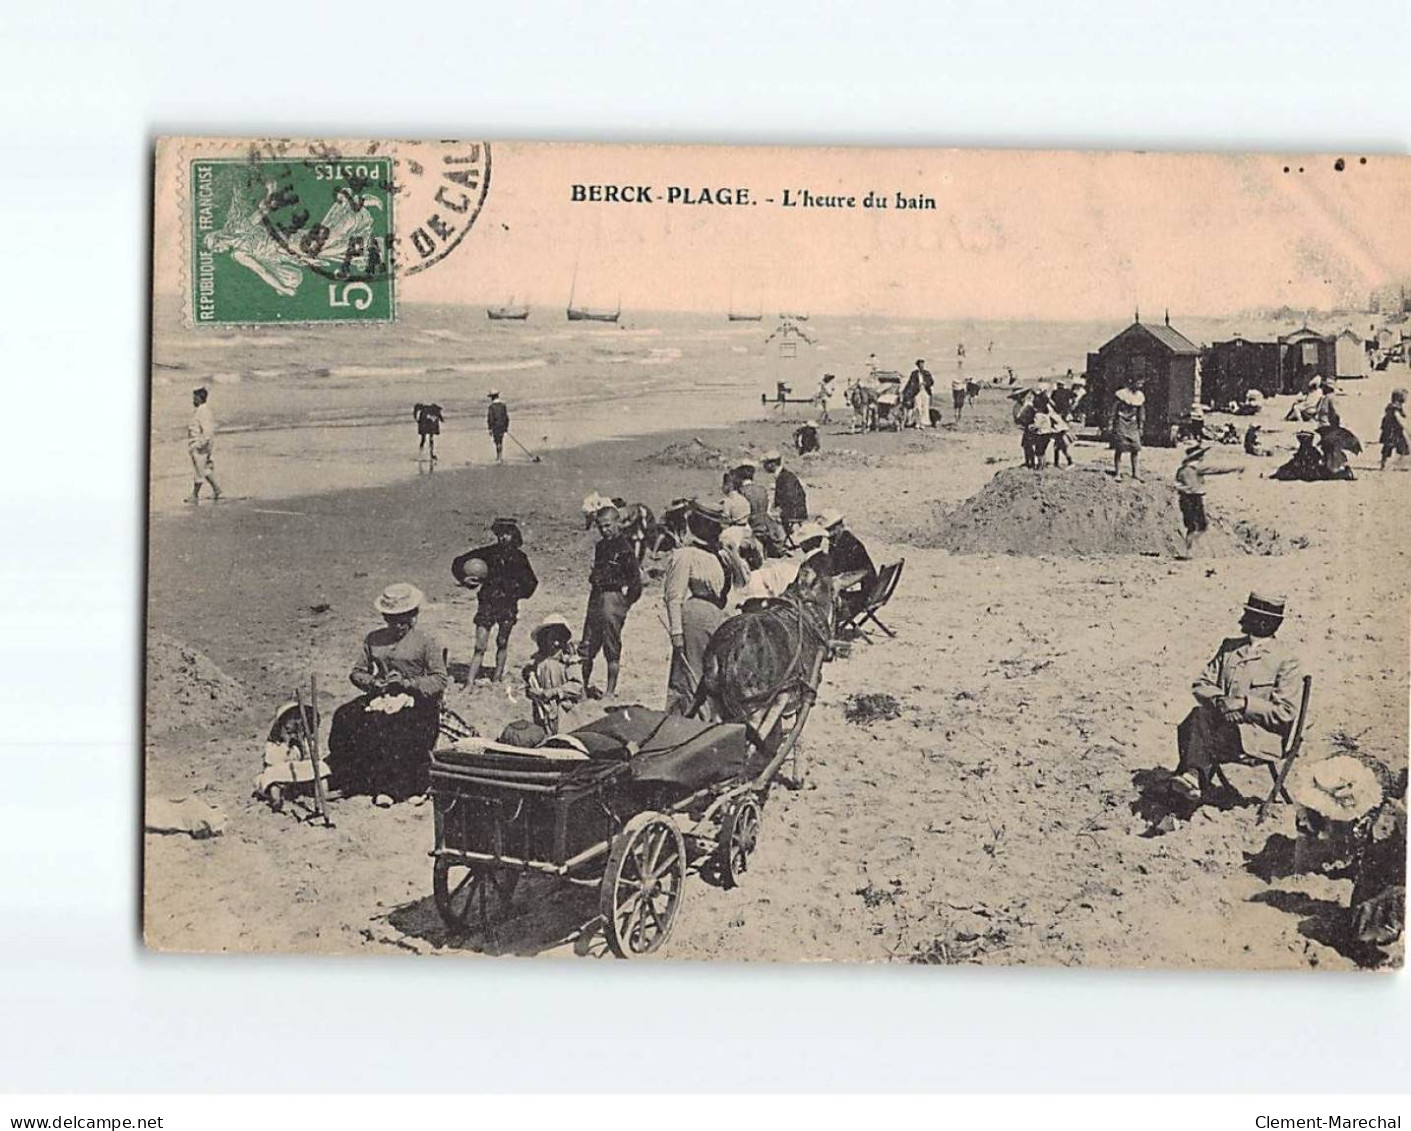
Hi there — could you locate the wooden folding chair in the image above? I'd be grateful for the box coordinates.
[837,559,904,639]
[1210,674,1313,814]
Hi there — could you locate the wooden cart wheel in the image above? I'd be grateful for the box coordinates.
[433,859,519,933]
[719,796,762,889]
[600,813,687,958]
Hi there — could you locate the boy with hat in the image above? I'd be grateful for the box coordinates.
[1174,443,1241,559]
[451,517,539,683]
[1169,591,1301,802]
[486,389,510,463]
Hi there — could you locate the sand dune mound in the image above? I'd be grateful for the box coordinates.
[918,465,1237,557]
[146,631,251,734]
[638,437,729,469]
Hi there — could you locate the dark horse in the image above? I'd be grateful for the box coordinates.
[689,553,835,785]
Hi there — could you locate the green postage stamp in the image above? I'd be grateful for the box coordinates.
[190,155,396,324]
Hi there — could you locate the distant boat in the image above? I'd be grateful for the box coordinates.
[566,264,620,323]
[567,305,620,323]
[487,303,529,321]
[727,286,762,322]
[779,312,810,322]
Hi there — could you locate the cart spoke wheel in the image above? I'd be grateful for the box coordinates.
[600,814,686,958]
[719,796,763,889]
[433,860,518,934]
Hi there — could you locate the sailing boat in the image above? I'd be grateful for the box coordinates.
[487,296,529,321]
[566,263,620,323]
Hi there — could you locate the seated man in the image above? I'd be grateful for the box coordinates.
[818,509,876,620]
[1169,591,1300,802]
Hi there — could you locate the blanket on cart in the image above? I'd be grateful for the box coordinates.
[434,707,758,792]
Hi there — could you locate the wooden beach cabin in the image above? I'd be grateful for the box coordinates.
[1333,328,1370,379]
[1085,314,1199,447]
[1201,336,1281,407]
[1277,327,1336,391]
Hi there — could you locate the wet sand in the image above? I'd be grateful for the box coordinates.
[144,369,1409,968]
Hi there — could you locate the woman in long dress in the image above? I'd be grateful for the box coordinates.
[1108,375,1146,480]
[327,583,447,805]
[662,501,731,716]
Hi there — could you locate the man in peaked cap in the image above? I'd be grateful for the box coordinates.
[486,389,510,463]
[1169,591,1302,803]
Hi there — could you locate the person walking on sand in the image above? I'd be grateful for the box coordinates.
[1175,444,1241,559]
[486,389,509,463]
[580,505,643,700]
[1379,388,1408,470]
[1168,592,1300,803]
[412,401,444,463]
[186,387,222,503]
[1108,375,1146,480]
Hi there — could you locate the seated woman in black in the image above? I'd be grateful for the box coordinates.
[327,583,447,806]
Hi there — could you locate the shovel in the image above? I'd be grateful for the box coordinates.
[507,431,543,463]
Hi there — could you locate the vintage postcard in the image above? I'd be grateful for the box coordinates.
[146,138,1409,967]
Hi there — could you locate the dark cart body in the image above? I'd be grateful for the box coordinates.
[429,706,787,956]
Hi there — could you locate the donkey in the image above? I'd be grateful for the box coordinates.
[690,553,835,783]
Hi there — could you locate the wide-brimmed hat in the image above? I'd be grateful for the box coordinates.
[374,582,424,616]
[733,457,757,473]
[816,508,844,529]
[793,522,829,548]
[1288,755,1384,822]
[803,419,818,428]
[1242,591,1287,620]
[1295,431,1316,441]
[761,448,783,463]
[532,613,573,646]
[487,389,500,398]
[1185,443,1210,458]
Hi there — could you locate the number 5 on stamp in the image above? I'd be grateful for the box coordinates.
[190,156,395,325]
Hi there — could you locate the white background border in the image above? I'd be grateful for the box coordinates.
[0,0,1407,1094]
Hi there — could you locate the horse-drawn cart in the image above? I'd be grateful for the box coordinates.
[428,691,815,958]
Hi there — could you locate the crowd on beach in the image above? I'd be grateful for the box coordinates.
[310,437,878,812]
[181,343,1407,954]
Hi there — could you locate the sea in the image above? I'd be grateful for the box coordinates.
[147,300,1258,512]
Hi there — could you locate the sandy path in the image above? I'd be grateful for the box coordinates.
[144,376,1408,968]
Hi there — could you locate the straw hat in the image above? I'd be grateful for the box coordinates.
[532,613,573,646]
[793,522,830,549]
[374,582,423,616]
[487,388,500,398]
[1185,443,1210,459]
[761,448,783,463]
[1242,591,1287,620]
[816,508,844,529]
[1287,756,1384,822]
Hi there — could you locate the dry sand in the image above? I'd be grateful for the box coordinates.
[144,375,1409,968]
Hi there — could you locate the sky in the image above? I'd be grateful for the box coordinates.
[154,141,1411,322]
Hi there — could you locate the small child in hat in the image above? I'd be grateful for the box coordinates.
[1175,443,1241,559]
[522,615,583,735]
[1379,387,1408,471]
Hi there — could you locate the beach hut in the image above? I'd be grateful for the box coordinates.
[1277,327,1336,391]
[1085,314,1199,447]
[1333,328,1370,378]
[1200,336,1281,406]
